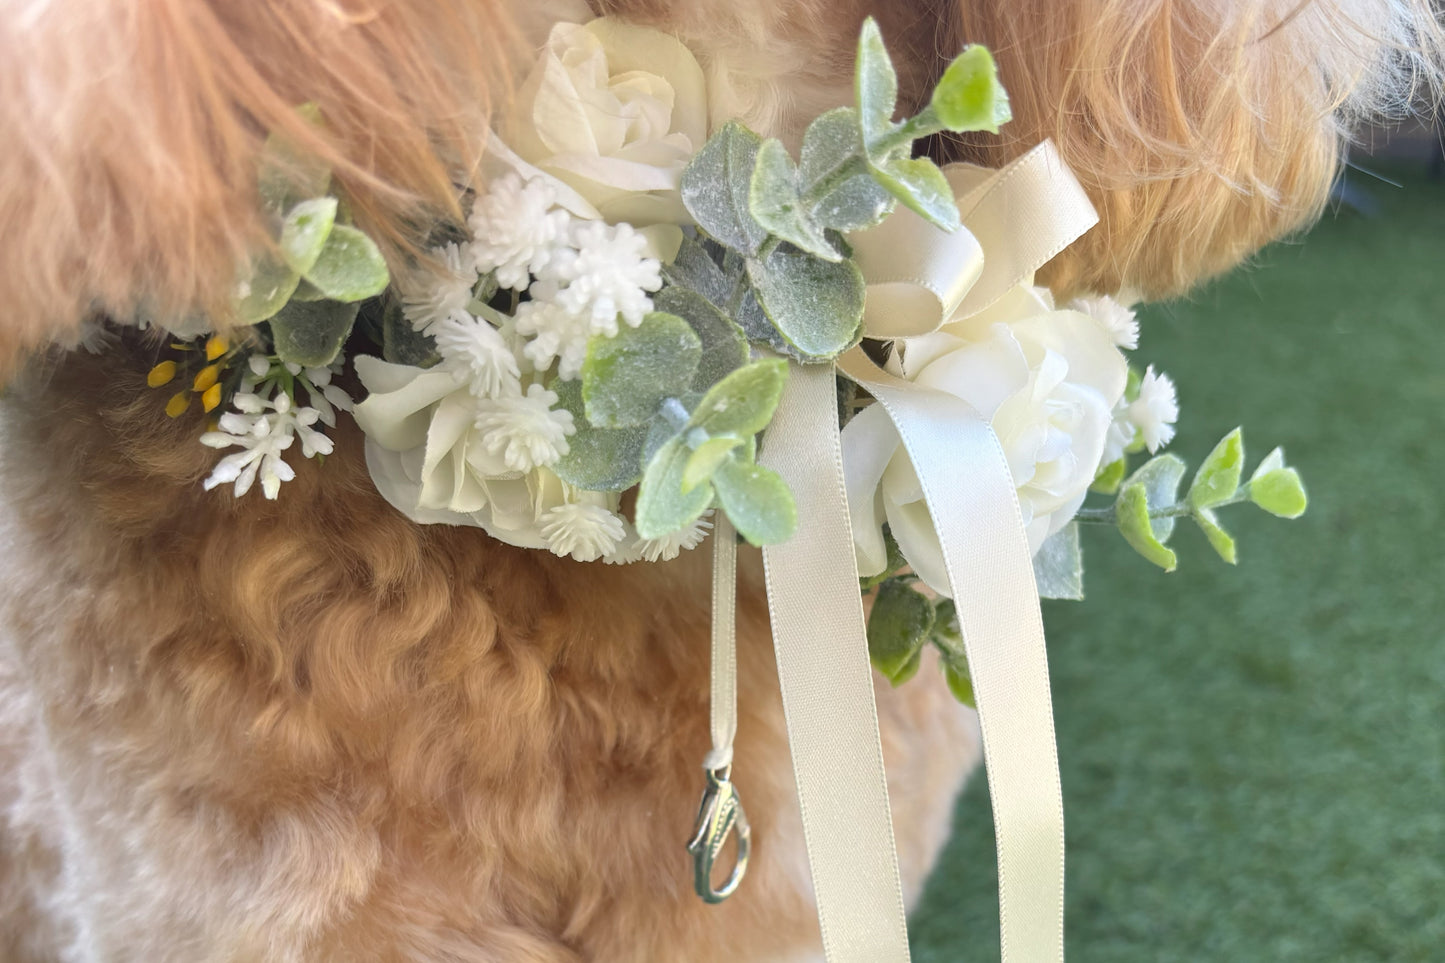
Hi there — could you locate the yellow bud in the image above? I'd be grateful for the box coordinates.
[205,335,229,361]
[165,392,191,418]
[147,360,177,389]
[201,383,223,413]
[192,364,221,393]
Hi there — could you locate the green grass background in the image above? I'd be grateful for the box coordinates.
[909,168,1445,961]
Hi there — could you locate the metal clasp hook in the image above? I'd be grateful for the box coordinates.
[686,764,751,903]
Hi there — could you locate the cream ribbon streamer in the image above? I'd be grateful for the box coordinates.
[753,140,1094,963]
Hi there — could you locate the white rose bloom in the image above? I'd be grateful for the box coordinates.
[504,18,708,226]
[842,285,1128,596]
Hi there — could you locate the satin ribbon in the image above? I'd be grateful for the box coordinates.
[748,141,1095,962]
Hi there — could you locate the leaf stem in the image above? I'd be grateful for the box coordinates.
[1074,486,1255,525]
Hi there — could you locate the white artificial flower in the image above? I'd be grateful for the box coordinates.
[1127,365,1179,452]
[200,391,330,500]
[635,511,714,562]
[468,173,571,290]
[1068,295,1139,350]
[1101,398,1136,468]
[431,314,523,398]
[842,285,1128,595]
[402,242,479,330]
[299,363,353,428]
[539,498,628,562]
[512,298,594,379]
[545,220,661,333]
[504,17,709,226]
[472,383,575,472]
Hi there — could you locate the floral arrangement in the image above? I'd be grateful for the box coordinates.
[131,16,1307,705]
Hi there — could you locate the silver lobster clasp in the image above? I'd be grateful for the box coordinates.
[686,765,751,903]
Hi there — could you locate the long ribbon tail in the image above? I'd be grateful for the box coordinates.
[706,513,738,771]
[759,363,912,962]
[840,348,1065,963]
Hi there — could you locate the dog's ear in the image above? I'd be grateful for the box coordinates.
[943,0,1443,299]
[0,0,520,378]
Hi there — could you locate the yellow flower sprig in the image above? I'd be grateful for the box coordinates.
[146,334,237,419]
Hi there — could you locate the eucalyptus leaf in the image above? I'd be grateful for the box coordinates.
[652,287,748,391]
[680,121,769,256]
[662,236,733,307]
[582,312,702,429]
[749,138,838,261]
[799,106,895,232]
[682,435,745,493]
[1033,523,1084,600]
[711,456,797,546]
[380,296,440,368]
[747,247,865,360]
[1116,482,1178,573]
[1125,453,1187,541]
[304,225,390,302]
[292,278,327,302]
[635,435,715,539]
[256,103,331,217]
[855,17,900,153]
[1194,508,1238,565]
[929,45,1011,133]
[236,254,301,324]
[871,156,961,231]
[268,298,360,368]
[1189,427,1244,509]
[942,658,976,707]
[866,579,934,684]
[279,197,338,276]
[1250,467,1308,519]
[1091,457,1127,495]
[687,358,789,437]
[551,379,649,491]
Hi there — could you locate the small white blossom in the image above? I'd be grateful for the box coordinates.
[1127,366,1179,452]
[299,363,353,428]
[545,221,660,334]
[636,512,714,563]
[469,173,571,290]
[200,392,328,499]
[1101,399,1136,467]
[402,242,479,331]
[1069,295,1140,350]
[513,299,594,379]
[539,500,628,562]
[431,314,522,398]
[472,383,575,472]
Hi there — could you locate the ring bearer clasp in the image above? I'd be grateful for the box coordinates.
[687,764,751,903]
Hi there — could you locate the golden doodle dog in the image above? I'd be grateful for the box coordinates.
[0,0,1436,959]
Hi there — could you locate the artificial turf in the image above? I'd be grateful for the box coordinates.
[909,166,1445,962]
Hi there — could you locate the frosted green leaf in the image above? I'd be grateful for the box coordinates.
[871,157,961,231]
[943,659,976,707]
[1033,523,1084,600]
[661,237,733,307]
[682,435,744,493]
[653,286,747,391]
[1126,453,1187,541]
[551,380,648,492]
[750,138,838,261]
[687,358,789,437]
[636,435,715,540]
[279,197,338,276]
[866,579,934,684]
[1194,507,1238,565]
[380,296,439,368]
[1189,427,1244,509]
[268,298,360,368]
[304,225,389,302]
[236,254,301,324]
[681,121,769,256]
[930,598,963,658]
[256,104,330,217]
[860,526,909,590]
[1252,447,1286,480]
[292,278,327,302]
[582,312,701,429]
[747,247,865,360]
[855,17,900,152]
[1116,482,1178,573]
[1091,457,1127,495]
[711,456,797,546]
[799,108,895,233]
[1250,467,1308,519]
[930,45,1011,133]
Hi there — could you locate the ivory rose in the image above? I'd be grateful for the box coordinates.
[504,18,709,226]
[843,286,1129,596]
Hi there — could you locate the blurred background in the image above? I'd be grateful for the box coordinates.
[910,134,1445,961]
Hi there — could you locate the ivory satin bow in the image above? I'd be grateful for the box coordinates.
[706,141,1097,962]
